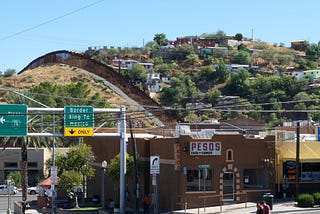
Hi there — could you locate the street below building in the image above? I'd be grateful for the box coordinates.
[0,192,37,213]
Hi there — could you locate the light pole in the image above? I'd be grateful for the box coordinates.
[6,175,14,214]
[101,160,107,210]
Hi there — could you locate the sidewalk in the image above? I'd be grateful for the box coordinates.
[167,199,320,214]
[22,199,320,214]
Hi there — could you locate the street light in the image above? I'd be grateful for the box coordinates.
[6,175,14,214]
[101,160,107,210]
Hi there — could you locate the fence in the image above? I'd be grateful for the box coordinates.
[177,192,248,213]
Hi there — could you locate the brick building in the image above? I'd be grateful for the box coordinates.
[85,129,275,212]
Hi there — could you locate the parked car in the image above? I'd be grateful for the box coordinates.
[27,186,40,195]
[0,184,18,195]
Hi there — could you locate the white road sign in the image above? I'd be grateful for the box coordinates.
[150,155,160,174]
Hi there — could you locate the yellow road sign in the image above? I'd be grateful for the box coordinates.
[64,127,94,137]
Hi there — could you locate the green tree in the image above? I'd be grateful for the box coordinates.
[3,68,16,77]
[235,33,243,41]
[59,170,82,208]
[215,63,230,83]
[159,74,200,107]
[8,171,21,187]
[153,33,168,46]
[153,57,163,65]
[215,30,228,45]
[184,53,201,67]
[107,153,136,181]
[296,58,318,70]
[231,50,250,64]
[154,63,173,77]
[224,69,250,96]
[126,64,147,82]
[238,44,249,52]
[53,144,95,177]
[145,41,156,49]
[169,44,195,61]
[197,66,216,82]
[205,89,221,105]
[305,43,320,61]
[47,144,95,208]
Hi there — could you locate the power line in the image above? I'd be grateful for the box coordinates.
[1,0,105,41]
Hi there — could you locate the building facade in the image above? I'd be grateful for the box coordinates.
[86,132,275,212]
[0,148,68,186]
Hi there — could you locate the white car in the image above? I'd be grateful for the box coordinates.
[0,185,18,195]
[27,186,40,195]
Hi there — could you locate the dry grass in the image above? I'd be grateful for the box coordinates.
[1,64,155,127]
[2,64,127,107]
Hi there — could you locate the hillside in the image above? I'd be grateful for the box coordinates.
[0,64,157,128]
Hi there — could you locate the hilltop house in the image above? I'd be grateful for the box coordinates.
[286,69,320,81]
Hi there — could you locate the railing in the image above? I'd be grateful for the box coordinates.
[177,192,248,213]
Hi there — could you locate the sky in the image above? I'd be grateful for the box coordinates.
[1,0,320,72]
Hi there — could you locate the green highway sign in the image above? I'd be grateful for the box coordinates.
[64,106,94,137]
[0,104,27,136]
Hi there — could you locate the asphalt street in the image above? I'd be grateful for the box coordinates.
[0,193,37,213]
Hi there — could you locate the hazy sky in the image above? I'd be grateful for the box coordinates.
[1,0,319,72]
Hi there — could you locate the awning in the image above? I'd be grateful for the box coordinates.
[38,177,59,187]
[277,141,320,162]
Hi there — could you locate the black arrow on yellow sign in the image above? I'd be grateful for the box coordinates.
[64,127,94,137]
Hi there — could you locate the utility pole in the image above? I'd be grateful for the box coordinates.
[295,121,300,196]
[129,118,140,212]
[120,105,127,214]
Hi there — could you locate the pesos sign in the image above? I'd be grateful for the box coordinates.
[64,106,94,137]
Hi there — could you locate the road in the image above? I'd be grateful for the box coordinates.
[0,192,37,213]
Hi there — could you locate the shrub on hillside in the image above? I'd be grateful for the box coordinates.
[313,192,320,205]
[297,193,314,208]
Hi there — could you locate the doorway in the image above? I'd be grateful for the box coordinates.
[223,172,234,201]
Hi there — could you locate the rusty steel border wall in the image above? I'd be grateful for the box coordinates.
[19,50,178,125]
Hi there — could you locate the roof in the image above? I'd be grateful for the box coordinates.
[38,177,59,187]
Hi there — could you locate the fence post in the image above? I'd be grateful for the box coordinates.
[220,194,223,213]
[245,192,247,208]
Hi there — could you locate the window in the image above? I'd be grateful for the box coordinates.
[283,161,320,182]
[187,169,213,191]
[28,162,38,168]
[243,169,268,189]
[4,162,18,168]
[226,149,234,162]
[301,162,320,182]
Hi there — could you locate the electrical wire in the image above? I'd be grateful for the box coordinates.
[1,0,105,41]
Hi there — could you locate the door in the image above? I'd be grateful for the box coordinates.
[223,172,234,201]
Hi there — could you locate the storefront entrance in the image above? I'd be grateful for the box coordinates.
[223,172,234,201]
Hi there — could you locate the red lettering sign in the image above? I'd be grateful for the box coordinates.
[189,142,221,156]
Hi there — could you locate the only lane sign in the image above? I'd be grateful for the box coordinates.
[64,106,94,137]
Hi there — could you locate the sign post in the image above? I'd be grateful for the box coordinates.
[0,104,27,136]
[150,156,160,214]
[199,164,210,212]
[64,106,94,137]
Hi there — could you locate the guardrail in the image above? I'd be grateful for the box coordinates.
[177,192,248,213]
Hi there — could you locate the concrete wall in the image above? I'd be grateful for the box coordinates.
[0,147,68,184]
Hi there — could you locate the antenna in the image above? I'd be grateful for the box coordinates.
[252,28,254,41]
